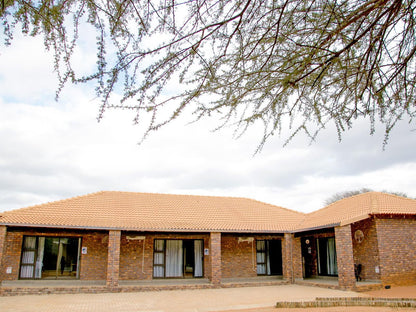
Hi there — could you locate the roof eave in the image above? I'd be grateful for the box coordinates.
[0,222,290,234]
[293,222,340,233]
[339,214,371,226]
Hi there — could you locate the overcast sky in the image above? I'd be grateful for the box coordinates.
[1,33,415,214]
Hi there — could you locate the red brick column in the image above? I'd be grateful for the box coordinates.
[0,226,6,281]
[106,230,121,287]
[210,232,221,286]
[283,233,302,282]
[335,225,356,289]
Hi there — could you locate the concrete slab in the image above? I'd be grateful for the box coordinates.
[0,284,364,312]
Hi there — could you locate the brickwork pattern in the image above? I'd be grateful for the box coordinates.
[276,297,416,308]
[1,230,23,281]
[210,232,221,285]
[376,217,416,286]
[221,234,257,278]
[282,234,302,281]
[351,218,381,280]
[106,230,121,287]
[292,236,303,279]
[79,232,108,280]
[0,226,7,281]
[335,225,356,289]
[120,233,151,280]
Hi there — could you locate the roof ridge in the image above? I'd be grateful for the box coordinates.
[96,191,303,213]
[370,192,379,214]
[377,191,416,201]
[308,191,384,215]
[243,197,306,215]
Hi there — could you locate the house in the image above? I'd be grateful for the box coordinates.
[0,191,415,292]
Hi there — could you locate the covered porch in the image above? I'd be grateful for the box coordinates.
[295,224,383,290]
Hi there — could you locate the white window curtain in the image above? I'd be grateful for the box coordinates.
[256,240,266,275]
[20,237,37,278]
[194,240,203,277]
[153,240,165,277]
[166,240,183,277]
[326,238,338,275]
[35,237,45,278]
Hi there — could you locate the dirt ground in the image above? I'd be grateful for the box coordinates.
[365,285,416,298]
[219,285,416,312]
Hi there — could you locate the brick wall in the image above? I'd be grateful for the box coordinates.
[376,216,416,286]
[293,236,303,279]
[120,233,150,280]
[106,230,121,287]
[210,232,221,285]
[351,218,380,280]
[0,226,7,281]
[335,225,356,289]
[79,231,108,280]
[1,229,23,280]
[282,234,302,281]
[221,234,257,278]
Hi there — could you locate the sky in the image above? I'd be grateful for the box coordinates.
[0,32,416,214]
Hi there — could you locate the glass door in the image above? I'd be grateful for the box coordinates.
[317,237,338,276]
[19,236,81,279]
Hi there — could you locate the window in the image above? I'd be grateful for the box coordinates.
[19,236,81,279]
[153,239,204,278]
[256,240,283,276]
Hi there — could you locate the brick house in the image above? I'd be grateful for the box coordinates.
[0,191,415,290]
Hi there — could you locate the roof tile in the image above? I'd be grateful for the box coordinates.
[1,191,415,233]
[0,191,304,232]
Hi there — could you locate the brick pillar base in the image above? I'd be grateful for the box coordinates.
[335,225,356,289]
[106,230,121,287]
[210,232,221,286]
[0,226,6,282]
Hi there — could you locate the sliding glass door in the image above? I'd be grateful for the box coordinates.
[317,237,338,276]
[153,239,204,278]
[20,236,81,279]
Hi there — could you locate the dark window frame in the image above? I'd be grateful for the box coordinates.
[19,235,82,280]
[19,236,38,279]
[256,239,283,276]
[152,239,204,279]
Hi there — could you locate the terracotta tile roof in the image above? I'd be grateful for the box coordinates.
[0,191,304,233]
[1,191,415,233]
[297,192,416,231]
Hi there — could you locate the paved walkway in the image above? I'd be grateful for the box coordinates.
[0,285,362,312]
